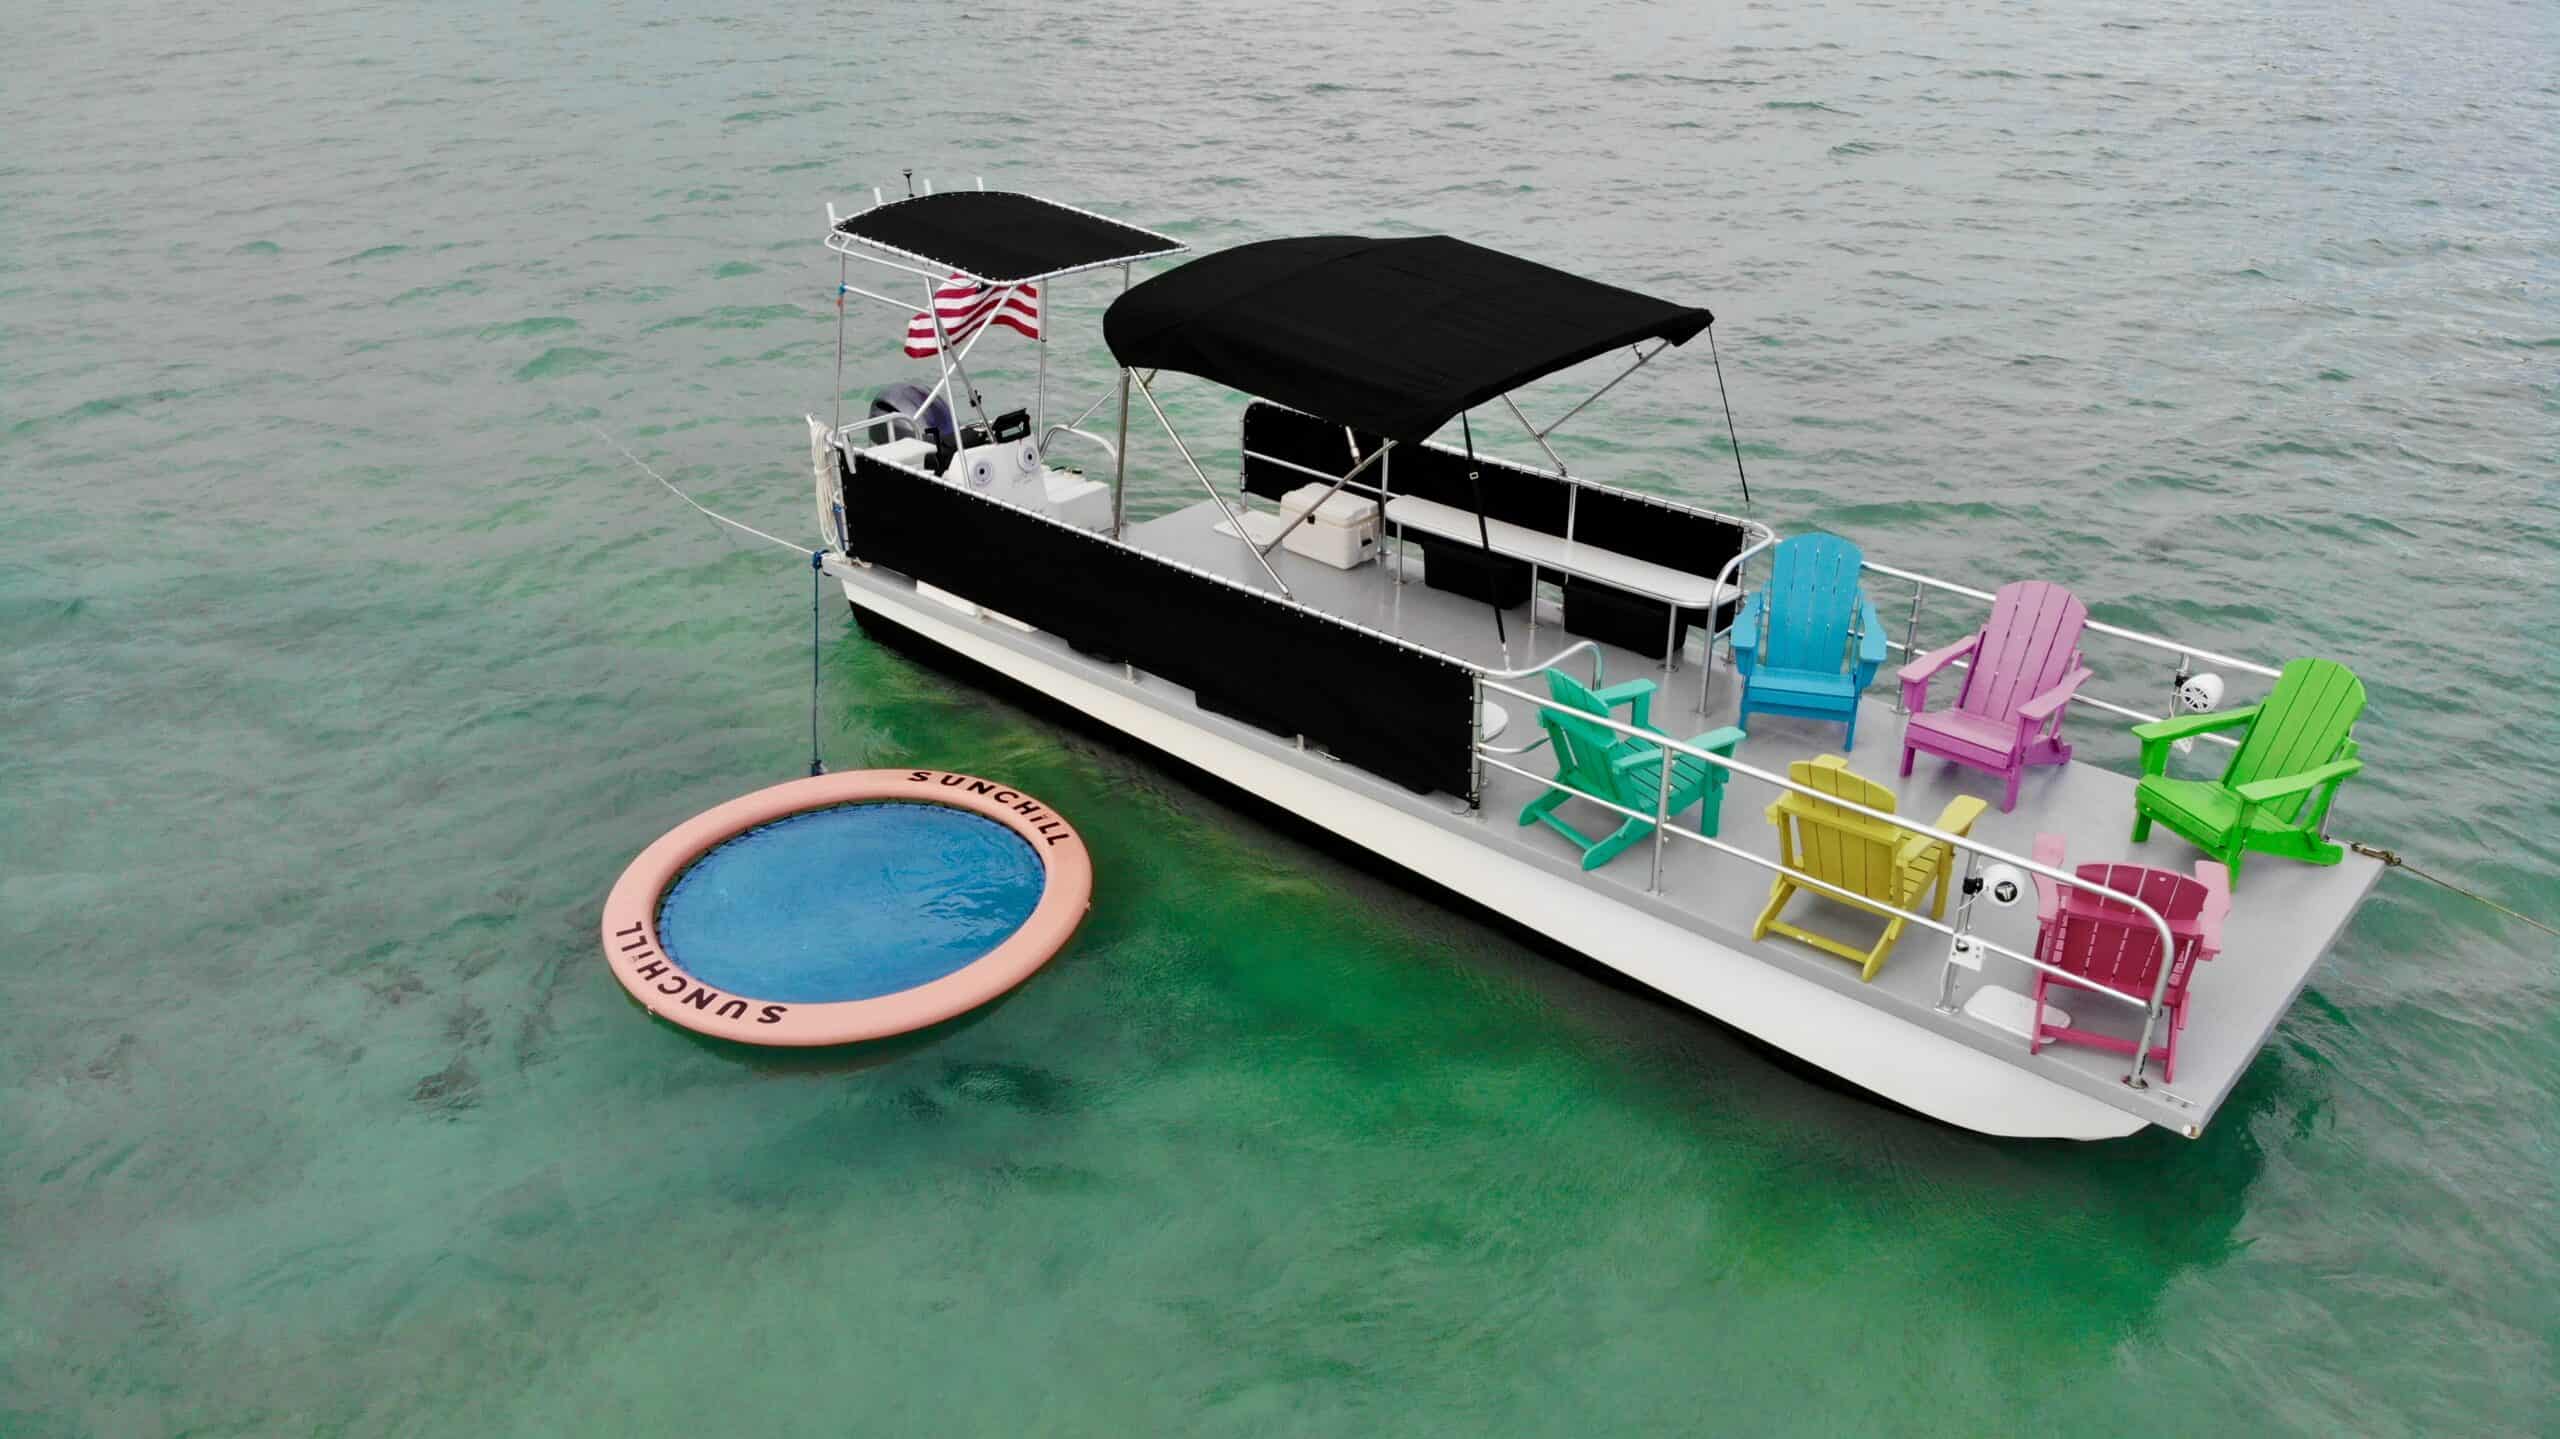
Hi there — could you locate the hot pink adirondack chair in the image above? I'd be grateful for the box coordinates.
[1897,580,2092,811]
[2025,834,2229,1085]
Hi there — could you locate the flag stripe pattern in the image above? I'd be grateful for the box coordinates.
[905,275,1039,357]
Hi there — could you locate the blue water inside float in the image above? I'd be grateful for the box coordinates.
[656,802,1046,1004]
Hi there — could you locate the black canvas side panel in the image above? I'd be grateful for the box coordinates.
[1239,402,1747,581]
[1240,402,1566,531]
[845,454,1474,797]
[1568,490,1751,587]
[1384,439,1572,532]
[1238,403,1387,504]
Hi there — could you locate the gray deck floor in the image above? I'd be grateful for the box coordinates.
[1129,498,2381,1134]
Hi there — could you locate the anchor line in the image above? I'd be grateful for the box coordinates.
[2347,841,2557,939]
[592,424,837,779]
[591,424,813,558]
[807,551,827,777]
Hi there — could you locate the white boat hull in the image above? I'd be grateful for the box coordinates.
[842,572,2144,1141]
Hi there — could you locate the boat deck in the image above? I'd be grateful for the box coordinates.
[1126,498,2382,1136]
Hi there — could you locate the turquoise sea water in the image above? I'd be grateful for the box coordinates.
[5,0,2555,1433]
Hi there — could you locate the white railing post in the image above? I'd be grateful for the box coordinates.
[2127,944,2176,1089]
[1860,558,2283,748]
[1649,749,1674,894]
[1470,673,1486,810]
[1895,578,1925,715]
[1698,528,1775,715]
[1936,848,1982,1013]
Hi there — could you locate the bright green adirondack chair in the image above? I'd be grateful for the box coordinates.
[2130,657,2366,883]
[1520,669,1745,871]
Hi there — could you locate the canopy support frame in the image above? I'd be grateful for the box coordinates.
[1459,411,1510,667]
[1109,263,1135,538]
[1537,340,1669,441]
[1706,325,1753,508]
[831,197,1161,460]
[1111,368,1132,539]
[1129,369,1294,598]
[1500,393,1568,477]
[831,273,1003,450]
[921,274,1004,440]
[1034,284,1049,453]
[1251,440,1395,560]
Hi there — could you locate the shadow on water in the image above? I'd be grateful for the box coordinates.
[1614,968,2287,1353]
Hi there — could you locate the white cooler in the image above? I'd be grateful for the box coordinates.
[1276,483,1382,570]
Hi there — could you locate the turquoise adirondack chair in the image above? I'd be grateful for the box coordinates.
[1733,533,1888,749]
[2130,657,2366,883]
[1521,669,1745,871]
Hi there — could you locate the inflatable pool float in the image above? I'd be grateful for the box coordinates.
[601,769,1091,1045]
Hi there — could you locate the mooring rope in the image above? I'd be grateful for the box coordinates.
[591,425,813,558]
[594,424,835,778]
[2346,841,2556,939]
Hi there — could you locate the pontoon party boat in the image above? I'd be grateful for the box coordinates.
[804,185,2384,1141]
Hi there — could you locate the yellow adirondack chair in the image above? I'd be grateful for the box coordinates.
[1751,755,1989,981]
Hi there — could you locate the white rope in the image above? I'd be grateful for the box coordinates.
[591,425,814,557]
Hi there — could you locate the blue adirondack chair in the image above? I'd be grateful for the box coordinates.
[1732,533,1887,749]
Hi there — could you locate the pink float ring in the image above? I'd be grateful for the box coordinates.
[600,768,1092,1045]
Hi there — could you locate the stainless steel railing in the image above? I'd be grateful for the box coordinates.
[1243,444,1774,683]
[1039,424,1119,468]
[829,411,914,448]
[1474,660,2191,1090]
[1695,532,1775,709]
[1860,560,2284,749]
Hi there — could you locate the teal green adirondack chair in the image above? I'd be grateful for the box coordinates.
[1520,668,1745,871]
[2130,657,2366,883]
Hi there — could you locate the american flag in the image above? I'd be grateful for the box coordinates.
[904,274,1040,357]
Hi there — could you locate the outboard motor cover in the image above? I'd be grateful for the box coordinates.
[869,382,955,446]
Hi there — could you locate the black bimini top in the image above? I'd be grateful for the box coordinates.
[1103,235,1713,446]
[831,191,1187,286]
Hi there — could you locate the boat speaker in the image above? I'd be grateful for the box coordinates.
[1977,864,2027,909]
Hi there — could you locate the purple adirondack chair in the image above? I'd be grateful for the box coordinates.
[1897,580,2092,811]
[2025,834,2229,1085]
